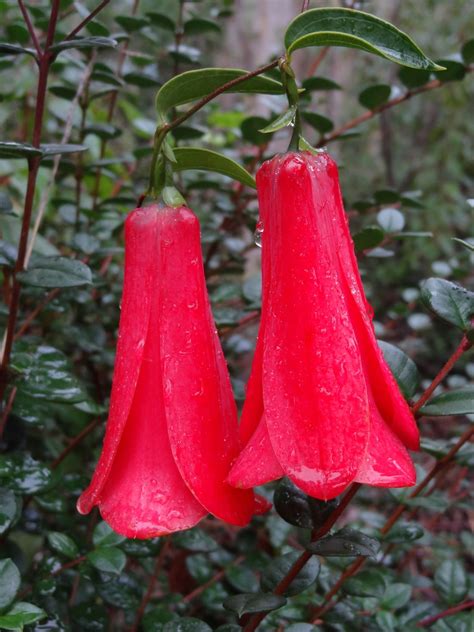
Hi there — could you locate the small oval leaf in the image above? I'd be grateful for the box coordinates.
[420,278,474,331]
[378,340,420,399]
[358,84,391,110]
[419,386,474,417]
[259,106,297,133]
[223,593,287,617]
[261,551,320,596]
[18,256,93,288]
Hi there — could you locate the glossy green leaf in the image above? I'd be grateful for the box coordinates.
[259,106,297,133]
[115,16,149,32]
[383,523,424,543]
[306,528,380,559]
[241,116,273,145]
[0,141,43,160]
[156,68,283,119]
[146,12,175,32]
[374,189,400,204]
[163,619,212,632]
[261,551,320,596]
[452,238,474,253]
[420,386,474,416]
[461,39,474,64]
[359,84,391,109]
[123,71,161,88]
[434,59,466,82]
[184,18,221,36]
[343,569,387,598]
[223,593,287,617]
[84,123,122,140]
[93,521,126,547]
[284,8,442,69]
[434,560,468,605]
[302,76,341,91]
[88,547,126,575]
[173,147,256,188]
[50,36,118,53]
[301,111,334,133]
[0,43,36,57]
[40,143,88,156]
[0,454,52,494]
[47,532,79,559]
[0,559,21,609]
[0,602,46,630]
[378,340,420,399]
[381,583,412,610]
[398,66,431,88]
[173,529,218,552]
[420,278,474,330]
[225,565,259,593]
[353,226,385,253]
[0,489,19,535]
[18,256,92,288]
[274,478,340,529]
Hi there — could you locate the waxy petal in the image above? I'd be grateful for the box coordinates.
[258,155,370,500]
[160,208,255,526]
[227,415,283,489]
[77,207,160,515]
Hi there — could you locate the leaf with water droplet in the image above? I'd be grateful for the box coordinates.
[306,527,380,559]
[420,278,474,331]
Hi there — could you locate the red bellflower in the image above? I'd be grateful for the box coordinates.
[77,205,257,537]
[228,151,420,500]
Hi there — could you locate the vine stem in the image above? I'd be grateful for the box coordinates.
[411,334,472,414]
[311,423,474,622]
[242,483,361,632]
[417,599,474,627]
[0,0,61,401]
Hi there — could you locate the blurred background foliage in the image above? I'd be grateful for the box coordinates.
[0,0,473,630]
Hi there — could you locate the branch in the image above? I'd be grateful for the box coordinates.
[63,0,111,41]
[50,418,101,470]
[17,0,42,57]
[412,334,472,415]
[243,483,361,632]
[417,600,474,627]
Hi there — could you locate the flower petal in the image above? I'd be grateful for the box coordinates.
[161,208,255,526]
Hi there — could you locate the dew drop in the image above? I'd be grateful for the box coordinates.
[254,220,264,248]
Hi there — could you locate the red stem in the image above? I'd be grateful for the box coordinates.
[50,418,102,470]
[417,600,474,627]
[64,0,111,41]
[17,0,42,57]
[412,334,472,414]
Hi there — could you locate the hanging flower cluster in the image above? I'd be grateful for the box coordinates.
[78,152,419,537]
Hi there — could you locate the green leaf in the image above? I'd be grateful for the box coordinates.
[302,76,341,91]
[434,59,466,82]
[378,340,420,399]
[146,12,175,32]
[377,207,405,232]
[274,478,340,530]
[0,602,46,630]
[353,226,385,253]
[93,521,126,547]
[40,143,88,156]
[461,39,474,64]
[381,583,412,610]
[18,256,93,288]
[156,68,284,119]
[241,116,273,145]
[301,111,334,133]
[374,189,401,204]
[50,36,118,53]
[173,529,218,552]
[259,106,297,133]
[359,84,391,110]
[184,18,221,36]
[383,523,424,543]
[163,619,213,632]
[173,148,256,188]
[123,71,161,88]
[0,454,52,494]
[115,16,149,32]
[284,8,442,69]
[420,386,474,416]
[306,528,380,559]
[84,123,122,140]
[0,489,20,535]
[225,565,259,594]
[261,551,320,596]
[0,43,36,57]
[0,559,21,609]
[434,560,468,605]
[343,569,387,598]
[398,66,431,88]
[0,141,43,160]
[47,532,79,559]
[223,593,287,617]
[87,547,127,575]
[452,238,474,253]
[420,278,474,330]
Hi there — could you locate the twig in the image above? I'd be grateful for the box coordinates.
[307,47,329,76]
[130,539,171,632]
[0,387,17,438]
[14,289,60,340]
[412,334,472,415]
[311,424,474,622]
[50,418,102,470]
[243,484,361,632]
[17,0,42,57]
[417,599,474,627]
[183,555,245,603]
[63,0,111,41]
